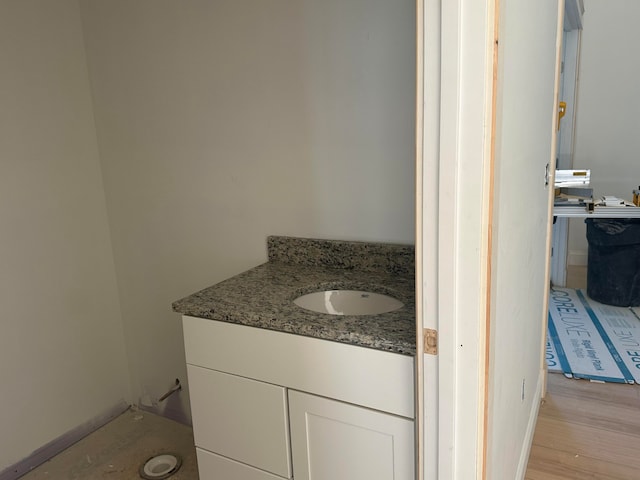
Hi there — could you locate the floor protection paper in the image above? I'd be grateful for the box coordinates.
[546,288,640,383]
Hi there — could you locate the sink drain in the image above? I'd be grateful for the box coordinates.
[139,453,182,479]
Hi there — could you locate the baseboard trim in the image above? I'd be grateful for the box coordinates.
[0,400,129,480]
[568,250,588,266]
[516,371,544,480]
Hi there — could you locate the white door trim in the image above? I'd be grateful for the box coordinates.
[415,0,441,478]
[417,0,496,478]
[550,26,582,287]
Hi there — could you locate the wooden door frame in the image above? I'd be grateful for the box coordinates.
[416,0,496,478]
[416,0,568,478]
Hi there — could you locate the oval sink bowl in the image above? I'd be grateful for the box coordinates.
[293,290,403,316]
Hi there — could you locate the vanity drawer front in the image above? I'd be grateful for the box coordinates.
[196,448,289,480]
[183,315,414,419]
[187,364,291,478]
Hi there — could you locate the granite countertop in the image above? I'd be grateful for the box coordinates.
[172,236,416,356]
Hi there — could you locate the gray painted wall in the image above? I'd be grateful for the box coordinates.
[568,0,640,264]
[0,0,131,471]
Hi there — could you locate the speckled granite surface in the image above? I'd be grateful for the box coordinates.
[172,236,416,355]
[267,236,414,275]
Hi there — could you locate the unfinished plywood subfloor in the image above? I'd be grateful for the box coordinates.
[20,409,198,479]
[526,373,640,479]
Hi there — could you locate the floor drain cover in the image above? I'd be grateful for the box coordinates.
[139,453,182,479]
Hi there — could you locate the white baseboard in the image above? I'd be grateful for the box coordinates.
[0,401,129,480]
[568,250,588,266]
[516,371,544,480]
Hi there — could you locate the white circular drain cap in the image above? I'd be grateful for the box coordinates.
[139,453,182,480]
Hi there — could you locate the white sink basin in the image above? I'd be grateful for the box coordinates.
[293,290,403,316]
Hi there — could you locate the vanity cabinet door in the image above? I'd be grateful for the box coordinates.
[288,390,414,480]
[187,364,292,478]
[196,448,287,480]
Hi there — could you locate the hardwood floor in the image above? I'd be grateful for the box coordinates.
[525,373,640,479]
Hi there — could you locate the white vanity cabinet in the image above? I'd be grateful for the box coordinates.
[182,315,415,480]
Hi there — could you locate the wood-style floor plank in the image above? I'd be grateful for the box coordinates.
[525,373,640,480]
[532,416,640,466]
[526,445,639,480]
[539,394,640,436]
